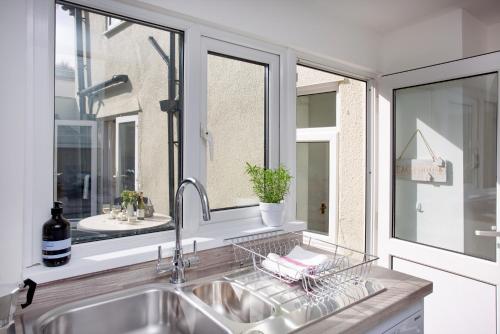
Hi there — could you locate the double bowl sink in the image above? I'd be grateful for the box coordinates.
[28,278,281,334]
[23,269,384,334]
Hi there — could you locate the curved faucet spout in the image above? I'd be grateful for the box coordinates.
[174,178,211,222]
[169,177,210,284]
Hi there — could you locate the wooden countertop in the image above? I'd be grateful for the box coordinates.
[15,244,432,334]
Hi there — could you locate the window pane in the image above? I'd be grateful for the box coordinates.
[297,92,336,128]
[296,142,329,234]
[55,3,183,244]
[206,53,266,210]
[394,73,498,261]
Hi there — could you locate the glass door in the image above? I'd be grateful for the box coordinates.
[378,53,500,333]
[115,116,138,196]
[296,129,338,240]
[55,120,97,219]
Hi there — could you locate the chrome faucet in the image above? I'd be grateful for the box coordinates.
[157,178,211,283]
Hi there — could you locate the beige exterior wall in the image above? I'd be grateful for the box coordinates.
[87,15,264,214]
[88,15,177,215]
[337,79,366,251]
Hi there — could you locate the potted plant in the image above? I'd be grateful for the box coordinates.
[245,163,292,227]
[121,190,139,218]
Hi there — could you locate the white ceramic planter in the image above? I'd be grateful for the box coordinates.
[259,202,284,227]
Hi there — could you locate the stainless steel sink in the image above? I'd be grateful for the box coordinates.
[191,281,274,323]
[32,285,230,334]
[23,270,385,334]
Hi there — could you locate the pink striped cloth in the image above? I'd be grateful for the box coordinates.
[262,246,330,279]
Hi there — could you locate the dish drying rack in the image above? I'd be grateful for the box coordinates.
[226,230,378,300]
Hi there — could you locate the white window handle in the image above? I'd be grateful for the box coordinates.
[200,125,214,161]
[475,226,499,237]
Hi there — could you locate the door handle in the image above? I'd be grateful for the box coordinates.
[475,230,500,237]
[320,203,327,214]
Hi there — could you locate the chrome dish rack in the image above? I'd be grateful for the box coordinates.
[226,230,378,300]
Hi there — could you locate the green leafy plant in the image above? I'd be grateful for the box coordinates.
[245,163,292,203]
[121,190,139,208]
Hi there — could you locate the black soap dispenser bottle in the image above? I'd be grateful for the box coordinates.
[42,201,71,267]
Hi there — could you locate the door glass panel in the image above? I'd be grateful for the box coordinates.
[56,124,93,219]
[394,72,498,261]
[296,142,329,234]
[206,53,266,210]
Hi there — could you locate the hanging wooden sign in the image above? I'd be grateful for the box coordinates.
[395,158,447,183]
[396,129,448,183]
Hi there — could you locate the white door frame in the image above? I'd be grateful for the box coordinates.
[115,115,139,195]
[296,127,338,242]
[377,52,500,333]
[54,119,98,216]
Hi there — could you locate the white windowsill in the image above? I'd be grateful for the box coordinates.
[24,220,306,284]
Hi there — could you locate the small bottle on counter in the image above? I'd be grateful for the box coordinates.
[42,201,71,267]
[137,192,145,220]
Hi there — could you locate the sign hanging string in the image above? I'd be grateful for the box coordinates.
[397,129,439,162]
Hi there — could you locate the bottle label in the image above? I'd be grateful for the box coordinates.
[42,251,71,260]
[42,238,71,251]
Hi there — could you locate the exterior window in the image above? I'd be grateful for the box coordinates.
[55,3,183,244]
[200,37,280,219]
[105,17,124,31]
[296,65,367,251]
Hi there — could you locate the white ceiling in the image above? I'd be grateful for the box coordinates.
[309,0,500,33]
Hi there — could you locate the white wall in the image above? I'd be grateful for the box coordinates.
[0,0,28,283]
[486,22,500,52]
[379,8,498,74]
[132,0,381,73]
[461,10,487,58]
[379,9,464,74]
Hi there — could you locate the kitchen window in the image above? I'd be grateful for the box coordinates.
[55,2,183,244]
[200,37,280,222]
[26,0,288,277]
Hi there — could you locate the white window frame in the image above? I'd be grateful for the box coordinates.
[295,77,340,242]
[198,37,280,224]
[296,128,338,242]
[104,16,126,35]
[115,115,139,194]
[25,0,294,280]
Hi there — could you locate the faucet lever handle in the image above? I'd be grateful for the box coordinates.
[193,240,197,255]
